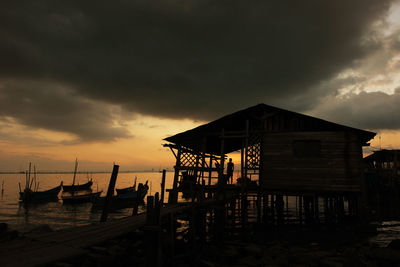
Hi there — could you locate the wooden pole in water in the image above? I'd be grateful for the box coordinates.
[33,165,37,191]
[133,176,137,190]
[72,158,78,186]
[29,165,36,191]
[100,164,119,222]
[28,162,31,190]
[160,169,166,206]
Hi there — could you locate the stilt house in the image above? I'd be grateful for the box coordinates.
[164,104,376,204]
[364,149,400,185]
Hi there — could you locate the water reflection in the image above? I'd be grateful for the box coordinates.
[0,172,173,231]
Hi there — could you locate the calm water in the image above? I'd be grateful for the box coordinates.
[0,172,174,232]
[1,172,399,246]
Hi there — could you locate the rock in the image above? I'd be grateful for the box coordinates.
[388,239,400,250]
[0,230,18,241]
[200,260,216,267]
[274,254,289,266]
[319,257,343,267]
[0,223,7,234]
[107,244,125,256]
[222,245,240,259]
[289,251,317,265]
[25,224,52,235]
[237,255,263,266]
[245,243,263,258]
[90,246,108,254]
[370,247,400,263]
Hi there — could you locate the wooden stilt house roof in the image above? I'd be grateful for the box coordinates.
[164,104,376,155]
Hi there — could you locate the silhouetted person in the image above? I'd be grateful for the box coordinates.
[227,158,234,184]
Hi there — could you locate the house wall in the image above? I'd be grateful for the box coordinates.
[260,131,363,192]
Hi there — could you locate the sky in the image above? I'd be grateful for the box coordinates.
[1,0,400,171]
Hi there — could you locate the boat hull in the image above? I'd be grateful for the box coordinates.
[19,184,62,203]
[62,181,93,192]
[92,188,148,211]
[62,191,102,204]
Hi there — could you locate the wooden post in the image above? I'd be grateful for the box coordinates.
[215,203,225,245]
[256,192,261,223]
[263,193,268,223]
[100,164,119,222]
[271,194,275,224]
[154,193,161,224]
[219,129,225,186]
[324,196,329,223]
[144,195,161,267]
[146,196,154,224]
[169,148,181,204]
[276,195,284,225]
[299,196,303,224]
[160,170,166,205]
[241,192,248,229]
[166,213,176,266]
[244,120,249,182]
[132,198,139,216]
[208,154,213,186]
[315,195,320,223]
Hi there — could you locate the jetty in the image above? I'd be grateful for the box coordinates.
[0,103,381,266]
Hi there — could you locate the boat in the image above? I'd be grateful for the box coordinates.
[19,182,62,203]
[92,182,149,210]
[115,177,138,195]
[62,191,102,204]
[116,185,135,195]
[62,180,93,192]
[62,158,93,192]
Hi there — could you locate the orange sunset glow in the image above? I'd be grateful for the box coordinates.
[0,1,399,171]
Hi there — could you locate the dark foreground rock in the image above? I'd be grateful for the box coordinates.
[49,223,400,267]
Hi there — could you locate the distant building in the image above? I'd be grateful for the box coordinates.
[364,149,400,185]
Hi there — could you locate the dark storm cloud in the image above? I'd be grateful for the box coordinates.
[0,80,132,142]
[312,89,400,130]
[0,0,397,140]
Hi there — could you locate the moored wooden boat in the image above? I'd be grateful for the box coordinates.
[62,180,93,192]
[19,182,62,203]
[62,158,93,192]
[115,186,135,195]
[115,176,138,195]
[62,191,102,204]
[92,183,149,210]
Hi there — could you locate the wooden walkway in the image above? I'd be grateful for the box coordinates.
[0,204,191,267]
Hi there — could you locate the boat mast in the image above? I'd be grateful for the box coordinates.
[72,158,78,186]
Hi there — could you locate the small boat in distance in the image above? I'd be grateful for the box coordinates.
[62,191,102,204]
[62,158,93,192]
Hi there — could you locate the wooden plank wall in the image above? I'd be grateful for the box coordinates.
[261,131,363,192]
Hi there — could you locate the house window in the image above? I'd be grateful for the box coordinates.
[293,140,321,158]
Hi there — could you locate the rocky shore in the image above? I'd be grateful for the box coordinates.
[197,225,400,267]
[2,221,400,266]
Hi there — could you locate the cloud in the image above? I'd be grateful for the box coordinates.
[311,89,400,130]
[305,26,400,131]
[0,80,132,143]
[0,0,395,126]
